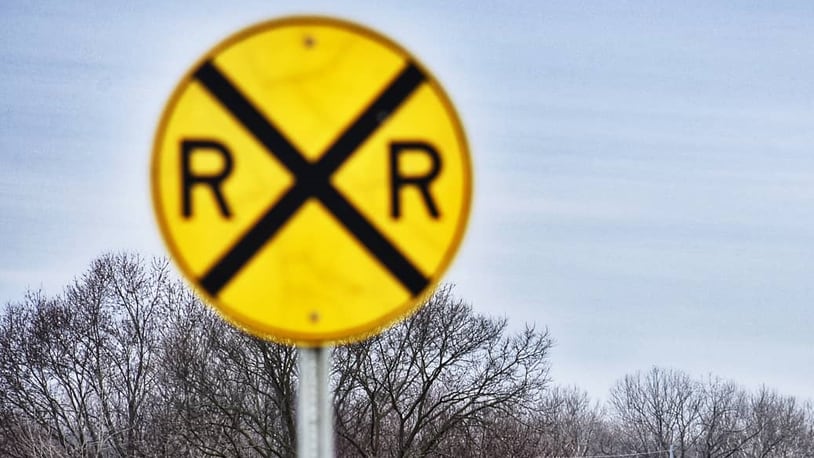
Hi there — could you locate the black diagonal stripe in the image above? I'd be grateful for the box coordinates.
[315,62,425,176]
[194,61,311,176]
[200,185,310,295]
[316,185,428,295]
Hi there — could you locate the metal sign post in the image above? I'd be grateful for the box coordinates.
[297,346,334,458]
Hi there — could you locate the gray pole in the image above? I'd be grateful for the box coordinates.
[669,444,674,458]
[297,346,334,458]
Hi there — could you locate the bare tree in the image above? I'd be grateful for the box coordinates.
[333,285,553,458]
[0,253,183,457]
[696,376,753,458]
[799,401,814,457]
[609,367,702,457]
[742,387,808,458]
[536,386,612,457]
[68,253,173,456]
[159,288,297,458]
[0,289,109,457]
[609,370,814,458]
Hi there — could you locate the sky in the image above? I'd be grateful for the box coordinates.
[2,1,813,401]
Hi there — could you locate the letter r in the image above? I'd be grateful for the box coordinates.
[390,141,442,219]
[181,139,234,218]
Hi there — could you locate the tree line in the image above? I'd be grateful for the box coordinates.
[0,253,811,457]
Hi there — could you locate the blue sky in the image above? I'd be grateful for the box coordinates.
[2,1,813,400]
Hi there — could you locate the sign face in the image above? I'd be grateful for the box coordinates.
[151,16,471,344]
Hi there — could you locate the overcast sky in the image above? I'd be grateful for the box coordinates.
[2,1,813,401]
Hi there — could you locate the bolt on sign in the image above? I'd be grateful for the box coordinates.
[151,16,472,344]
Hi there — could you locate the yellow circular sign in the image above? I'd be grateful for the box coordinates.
[151,16,471,344]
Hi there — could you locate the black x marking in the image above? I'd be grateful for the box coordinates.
[192,60,429,297]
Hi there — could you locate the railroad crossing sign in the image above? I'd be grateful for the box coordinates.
[151,17,472,344]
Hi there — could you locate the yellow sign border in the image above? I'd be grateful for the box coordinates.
[151,16,473,345]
